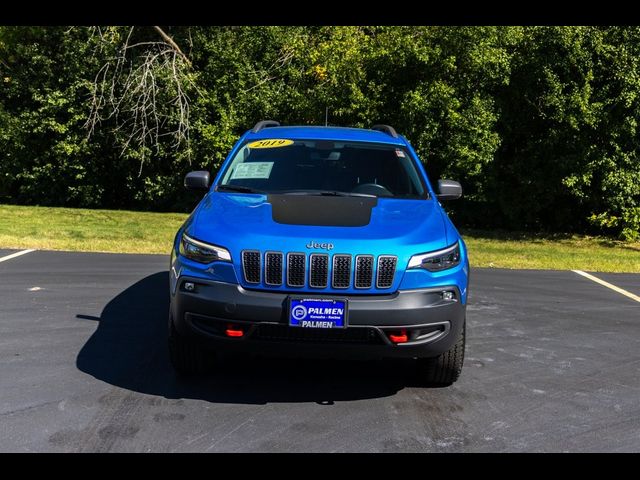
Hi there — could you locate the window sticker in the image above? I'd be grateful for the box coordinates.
[247,139,294,149]
[230,162,274,180]
[395,149,406,158]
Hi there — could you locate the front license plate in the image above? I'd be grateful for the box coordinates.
[289,298,348,328]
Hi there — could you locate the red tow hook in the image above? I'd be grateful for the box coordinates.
[389,329,408,344]
[225,324,244,338]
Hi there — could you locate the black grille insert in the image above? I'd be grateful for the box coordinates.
[287,253,306,287]
[355,255,374,289]
[309,254,329,288]
[376,255,397,289]
[265,252,283,285]
[242,250,261,283]
[332,254,352,289]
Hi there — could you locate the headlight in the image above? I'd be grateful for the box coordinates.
[179,232,231,263]
[408,242,461,272]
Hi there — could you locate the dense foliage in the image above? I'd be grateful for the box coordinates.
[1,26,639,239]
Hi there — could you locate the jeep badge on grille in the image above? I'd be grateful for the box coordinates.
[306,241,334,250]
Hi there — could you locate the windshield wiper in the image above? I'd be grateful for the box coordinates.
[216,184,264,194]
[217,186,375,197]
[279,189,376,198]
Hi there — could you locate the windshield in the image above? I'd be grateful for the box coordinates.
[218,139,428,199]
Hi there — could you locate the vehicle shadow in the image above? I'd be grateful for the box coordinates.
[76,272,416,405]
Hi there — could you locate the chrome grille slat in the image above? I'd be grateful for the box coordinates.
[376,255,397,289]
[242,250,261,283]
[355,255,374,289]
[287,252,306,287]
[309,254,329,288]
[332,254,352,289]
[264,251,283,285]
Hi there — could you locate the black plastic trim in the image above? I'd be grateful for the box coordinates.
[332,254,352,289]
[309,253,329,288]
[355,254,374,289]
[286,252,306,287]
[376,255,397,289]
[171,278,466,358]
[251,120,280,133]
[264,251,283,286]
[241,250,261,284]
[371,124,398,138]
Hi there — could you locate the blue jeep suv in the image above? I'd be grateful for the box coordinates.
[169,121,469,385]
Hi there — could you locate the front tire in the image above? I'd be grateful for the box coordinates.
[168,315,216,375]
[417,322,465,386]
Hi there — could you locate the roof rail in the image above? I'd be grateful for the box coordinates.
[252,120,280,133]
[371,124,398,138]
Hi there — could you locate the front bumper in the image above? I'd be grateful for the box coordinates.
[170,277,466,359]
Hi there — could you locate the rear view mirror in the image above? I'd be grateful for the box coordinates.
[436,179,462,201]
[184,171,210,191]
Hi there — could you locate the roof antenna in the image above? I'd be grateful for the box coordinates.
[325,106,328,126]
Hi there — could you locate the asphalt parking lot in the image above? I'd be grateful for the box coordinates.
[1,249,639,452]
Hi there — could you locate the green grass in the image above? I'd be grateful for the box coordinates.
[0,204,186,255]
[463,229,640,273]
[0,204,638,272]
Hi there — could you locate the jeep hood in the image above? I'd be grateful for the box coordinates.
[186,192,449,256]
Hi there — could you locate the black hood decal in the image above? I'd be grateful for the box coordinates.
[268,195,378,227]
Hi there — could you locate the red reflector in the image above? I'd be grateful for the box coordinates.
[225,328,244,337]
[389,330,408,344]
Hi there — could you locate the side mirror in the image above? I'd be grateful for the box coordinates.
[436,179,462,201]
[184,171,210,191]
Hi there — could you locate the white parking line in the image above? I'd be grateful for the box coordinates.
[572,270,640,303]
[0,249,36,263]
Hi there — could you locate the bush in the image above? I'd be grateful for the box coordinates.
[0,26,638,239]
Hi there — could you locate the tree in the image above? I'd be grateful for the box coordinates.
[1,26,639,239]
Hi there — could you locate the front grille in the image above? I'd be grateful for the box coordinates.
[264,252,283,285]
[242,250,261,283]
[376,255,397,289]
[332,254,352,288]
[309,254,329,288]
[355,255,374,289]
[241,251,397,290]
[254,324,383,344]
[287,253,306,287]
